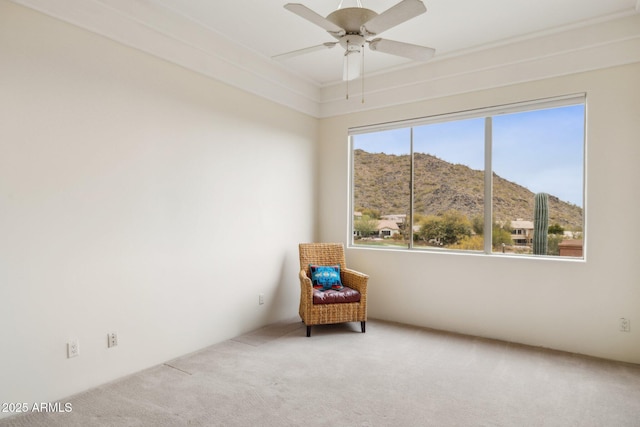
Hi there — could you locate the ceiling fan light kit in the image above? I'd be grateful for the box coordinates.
[275,0,436,100]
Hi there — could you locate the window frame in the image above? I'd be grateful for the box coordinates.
[348,93,586,259]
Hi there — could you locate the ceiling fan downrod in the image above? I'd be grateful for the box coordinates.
[337,0,363,10]
[361,45,365,103]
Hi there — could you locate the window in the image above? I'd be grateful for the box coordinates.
[350,95,585,258]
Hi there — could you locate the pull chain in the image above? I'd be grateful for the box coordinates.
[346,52,349,100]
[361,45,365,104]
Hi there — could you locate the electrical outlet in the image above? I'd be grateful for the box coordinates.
[620,318,630,332]
[259,293,264,305]
[67,340,79,358]
[108,332,118,348]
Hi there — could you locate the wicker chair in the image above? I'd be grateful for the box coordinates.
[298,243,368,337]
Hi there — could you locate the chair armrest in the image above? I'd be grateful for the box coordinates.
[342,268,368,294]
[299,269,314,301]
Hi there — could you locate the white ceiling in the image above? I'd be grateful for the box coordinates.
[10,0,640,117]
[141,0,637,85]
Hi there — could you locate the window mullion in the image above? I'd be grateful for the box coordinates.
[409,127,414,249]
[484,117,493,254]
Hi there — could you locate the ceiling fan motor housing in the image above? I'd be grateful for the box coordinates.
[326,7,378,35]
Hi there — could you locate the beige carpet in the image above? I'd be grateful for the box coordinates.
[2,319,640,426]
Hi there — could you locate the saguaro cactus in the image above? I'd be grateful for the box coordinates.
[533,192,549,255]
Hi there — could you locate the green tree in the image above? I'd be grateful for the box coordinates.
[359,208,381,219]
[491,220,513,250]
[397,212,412,243]
[354,215,378,238]
[548,223,565,235]
[548,234,564,256]
[492,223,513,248]
[471,215,484,235]
[417,215,443,244]
[418,210,472,246]
[464,216,512,250]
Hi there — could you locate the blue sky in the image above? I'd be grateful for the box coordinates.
[353,104,585,207]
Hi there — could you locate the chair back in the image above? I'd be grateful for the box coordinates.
[299,243,347,277]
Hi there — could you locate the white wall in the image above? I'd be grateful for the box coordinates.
[0,1,317,413]
[319,63,640,364]
[2,0,638,416]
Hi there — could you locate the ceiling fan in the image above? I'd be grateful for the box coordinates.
[273,0,435,81]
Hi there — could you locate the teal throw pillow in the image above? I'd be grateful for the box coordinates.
[309,264,343,291]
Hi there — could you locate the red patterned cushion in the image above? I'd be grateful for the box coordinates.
[312,286,361,305]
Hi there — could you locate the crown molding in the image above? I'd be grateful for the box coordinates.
[10,0,322,117]
[318,13,640,117]
[10,0,640,119]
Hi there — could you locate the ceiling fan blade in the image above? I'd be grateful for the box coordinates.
[369,38,435,61]
[284,3,346,36]
[361,0,426,36]
[343,50,361,81]
[272,42,337,61]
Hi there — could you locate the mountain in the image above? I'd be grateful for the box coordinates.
[353,150,583,230]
